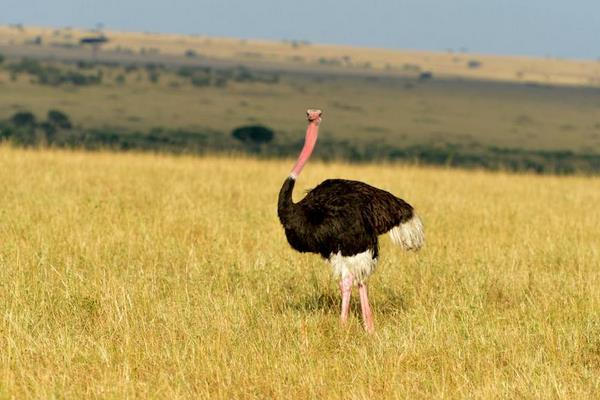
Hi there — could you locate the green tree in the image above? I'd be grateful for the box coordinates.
[231,125,274,144]
[11,111,36,127]
[47,110,72,129]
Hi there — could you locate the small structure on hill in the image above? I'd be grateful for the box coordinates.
[79,35,109,59]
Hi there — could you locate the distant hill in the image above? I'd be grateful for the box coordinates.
[1,24,600,174]
[1,24,599,87]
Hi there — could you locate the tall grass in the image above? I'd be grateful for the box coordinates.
[1,146,599,398]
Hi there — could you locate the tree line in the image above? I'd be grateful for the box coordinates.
[1,110,599,174]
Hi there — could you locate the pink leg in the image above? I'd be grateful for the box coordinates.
[358,283,375,333]
[339,273,353,325]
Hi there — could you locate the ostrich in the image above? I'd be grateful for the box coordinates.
[277,109,424,333]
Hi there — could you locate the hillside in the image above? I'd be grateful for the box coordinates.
[2,25,600,87]
[1,25,600,173]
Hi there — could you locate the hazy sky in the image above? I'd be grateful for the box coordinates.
[1,0,599,59]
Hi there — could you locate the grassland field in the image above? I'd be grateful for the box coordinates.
[1,147,600,398]
[1,25,600,398]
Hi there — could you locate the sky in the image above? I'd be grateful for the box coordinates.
[1,0,599,59]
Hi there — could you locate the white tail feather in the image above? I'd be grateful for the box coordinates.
[388,214,424,251]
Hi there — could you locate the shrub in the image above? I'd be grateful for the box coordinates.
[190,74,210,87]
[419,71,433,81]
[467,60,482,69]
[0,122,12,139]
[318,57,341,66]
[47,110,72,129]
[233,66,254,82]
[39,121,56,137]
[8,59,102,86]
[56,70,102,85]
[77,61,95,69]
[9,127,37,146]
[177,66,213,86]
[27,36,42,45]
[148,71,160,83]
[177,66,211,78]
[11,111,36,127]
[231,125,275,144]
[8,58,44,75]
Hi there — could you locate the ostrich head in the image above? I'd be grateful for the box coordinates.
[306,109,323,124]
[289,109,323,179]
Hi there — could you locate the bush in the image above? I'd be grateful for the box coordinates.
[8,127,38,146]
[177,66,213,87]
[419,71,433,81]
[0,53,4,64]
[8,59,102,86]
[190,74,210,87]
[8,58,44,75]
[11,111,36,127]
[231,125,275,144]
[47,110,72,129]
[55,70,102,85]
[177,66,211,78]
[77,61,95,69]
[40,121,56,137]
[233,66,254,82]
[148,71,160,83]
[318,57,341,66]
[467,60,482,69]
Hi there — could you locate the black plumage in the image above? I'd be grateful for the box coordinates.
[278,177,415,260]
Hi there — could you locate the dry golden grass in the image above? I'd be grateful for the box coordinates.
[2,25,600,87]
[1,146,600,398]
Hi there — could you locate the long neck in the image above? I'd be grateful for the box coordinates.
[277,176,296,223]
[278,119,319,223]
[289,121,319,179]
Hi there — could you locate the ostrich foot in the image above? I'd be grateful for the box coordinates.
[358,283,375,333]
[339,273,353,325]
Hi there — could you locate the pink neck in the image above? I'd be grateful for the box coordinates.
[290,121,319,179]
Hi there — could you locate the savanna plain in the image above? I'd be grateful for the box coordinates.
[2,24,600,399]
[1,147,600,399]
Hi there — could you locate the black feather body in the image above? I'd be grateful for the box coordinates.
[277,177,415,259]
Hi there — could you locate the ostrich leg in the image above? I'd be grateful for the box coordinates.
[358,283,375,333]
[339,273,353,324]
